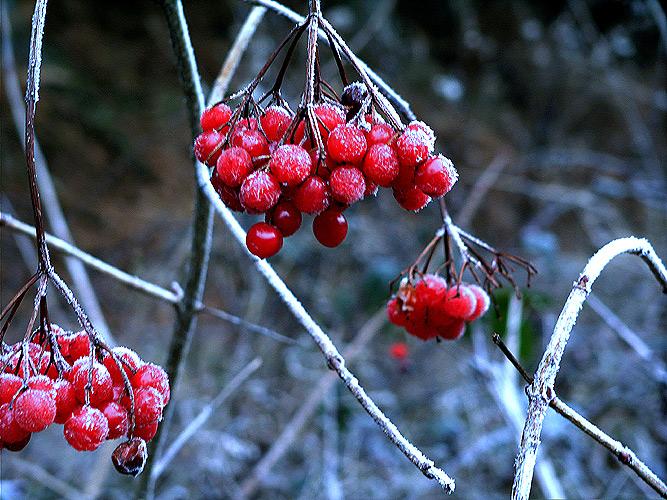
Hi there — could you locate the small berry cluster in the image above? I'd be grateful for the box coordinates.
[194,88,458,259]
[386,275,490,341]
[0,325,169,476]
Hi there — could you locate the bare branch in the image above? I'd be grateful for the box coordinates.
[512,237,667,500]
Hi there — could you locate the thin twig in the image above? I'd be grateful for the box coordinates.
[4,456,89,500]
[511,237,667,500]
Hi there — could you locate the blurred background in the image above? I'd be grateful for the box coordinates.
[1,0,666,498]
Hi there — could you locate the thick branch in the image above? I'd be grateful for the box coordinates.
[512,237,667,500]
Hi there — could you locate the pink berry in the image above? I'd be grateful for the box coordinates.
[240,171,281,213]
[260,106,292,142]
[131,364,170,405]
[392,186,431,212]
[13,389,56,432]
[64,406,109,451]
[394,130,432,168]
[216,147,253,188]
[200,103,232,132]
[246,222,283,259]
[267,201,302,237]
[293,176,330,214]
[414,155,458,197]
[269,144,312,186]
[194,130,224,167]
[102,401,129,440]
[313,209,348,248]
[329,166,366,205]
[362,143,400,187]
[327,124,367,164]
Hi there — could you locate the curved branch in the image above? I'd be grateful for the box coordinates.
[512,237,667,500]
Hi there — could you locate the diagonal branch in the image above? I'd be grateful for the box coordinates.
[512,237,667,500]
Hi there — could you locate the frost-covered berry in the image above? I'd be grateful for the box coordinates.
[465,285,491,322]
[386,297,407,327]
[293,176,330,214]
[103,347,143,386]
[260,106,292,142]
[216,147,253,188]
[194,130,224,167]
[230,128,270,159]
[362,144,399,187]
[0,403,30,444]
[329,166,366,205]
[61,330,90,362]
[200,103,232,132]
[295,103,345,144]
[269,144,312,186]
[133,421,158,442]
[13,389,56,432]
[392,186,431,212]
[133,387,164,426]
[102,401,129,440]
[414,155,458,197]
[313,209,348,248]
[267,201,302,237]
[394,130,432,168]
[27,375,56,398]
[0,373,22,404]
[72,360,114,407]
[442,286,477,319]
[240,171,281,213]
[64,406,109,451]
[327,125,367,164]
[246,222,283,259]
[366,122,394,145]
[131,363,170,405]
[406,121,436,148]
[53,379,78,424]
[112,437,148,477]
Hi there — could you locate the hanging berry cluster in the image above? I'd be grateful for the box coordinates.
[193,4,458,259]
[0,324,169,476]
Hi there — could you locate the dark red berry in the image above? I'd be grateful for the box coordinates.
[240,171,281,212]
[200,103,232,132]
[329,166,366,205]
[293,176,330,214]
[64,406,109,451]
[362,144,400,187]
[246,222,284,259]
[313,209,348,248]
[414,155,458,197]
[327,124,367,165]
[216,147,253,188]
[4,433,30,451]
[269,144,312,186]
[267,201,302,237]
[211,171,245,212]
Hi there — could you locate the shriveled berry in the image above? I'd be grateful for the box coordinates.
[415,155,458,197]
[329,166,366,205]
[366,122,394,145]
[293,176,330,214]
[102,401,129,440]
[246,222,283,259]
[53,379,78,424]
[194,130,224,167]
[131,363,170,405]
[313,209,348,248]
[0,403,31,443]
[362,144,399,187]
[72,361,114,407]
[13,389,56,432]
[392,186,431,212]
[240,171,281,213]
[230,128,269,159]
[327,124,367,164]
[269,144,312,186]
[394,130,432,167]
[64,406,109,451]
[112,437,148,476]
[200,103,232,132]
[260,106,292,142]
[216,147,253,188]
[0,373,22,405]
[465,285,491,322]
[267,201,302,237]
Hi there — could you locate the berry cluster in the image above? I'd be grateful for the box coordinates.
[0,325,169,475]
[386,275,490,341]
[194,89,458,259]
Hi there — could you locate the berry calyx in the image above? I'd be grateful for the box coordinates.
[246,222,284,259]
[313,209,348,248]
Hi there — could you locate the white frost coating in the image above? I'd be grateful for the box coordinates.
[197,160,456,493]
[512,237,667,500]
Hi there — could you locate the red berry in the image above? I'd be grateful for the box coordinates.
[13,389,56,432]
[442,285,477,319]
[27,375,56,398]
[194,130,224,167]
[102,401,129,440]
[406,120,436,148]
[246,222,283,259]
[260,106,292,142]
[366,122,394,145]
[294,103,345,144]
[414,155,458,197]
[0,374,22,405]
[465,285,491,321]
[133,421,158,442]
[392,186,431,212]
[103,347,143,386]
[200,103,232,132]
[216,147,253,188]
[37,352,59,378]
[53,379,78,424]
[313,209,348,248]
[133,387,164,425]
[61,331,90,362]
[230,128,269,159]
[329,166,366,205]
[211,170,245,212]
[267,201,302,237]
[387,297,408,327]
[389,342,409,360]
[240,171,281,212]
[269,144,312,186]
[112,437,148,476]
[362,144,400,187]
[293,176,330,214]
[4,433,31,451]
[72,360,114,407]
[0,404,30,443]
[64,406,109,451]
[434,317,466,340]
[394,130,432,168]
[364,180,379,198]
[327,124,367,164]
[131,364,170,405]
